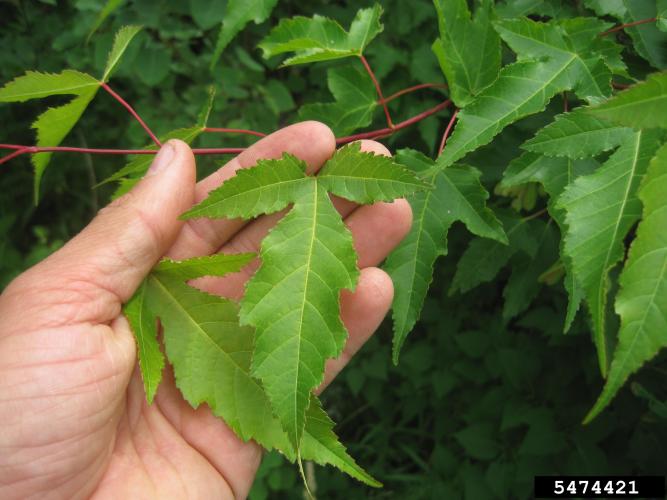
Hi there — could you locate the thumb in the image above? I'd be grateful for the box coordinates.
[13,140,196,323]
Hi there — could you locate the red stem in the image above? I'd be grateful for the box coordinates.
[381,83,448,104]
[599,17,657,36]
[359,54,394,128]
[337,99,451,145]
[438,108,459,155]
[0,145,245,163]
[612,82,631,90]
[0,148,31,166]
[1,100,452,162]
[204,127,267,137]
[101,82,162,147]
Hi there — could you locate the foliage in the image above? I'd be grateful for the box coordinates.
[1,0,667,494]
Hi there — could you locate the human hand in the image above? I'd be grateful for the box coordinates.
[0,122,412,499]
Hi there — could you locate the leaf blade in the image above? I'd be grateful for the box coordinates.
[242,180,359,448]
[585,142,667,421]
[557,130,663,375]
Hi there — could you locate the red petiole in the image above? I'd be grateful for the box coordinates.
[2,59,452,166]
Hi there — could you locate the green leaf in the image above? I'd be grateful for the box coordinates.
[557,130,663,375]
[124,281,162,404]
[523,108,633,159]
[105,126,205,197]
[132,257,377,486]
[318,143,430,204]
[584,0,626,18]
[32,88,98,202]
[135,45,171,87]
[432,59,571,171]
[589,72,667,130]
[185,146,428,449]
[501,153,598,330]
[88,0,126,40]
[0,69,114,200]
[299,65,377,136]
[153,253,256,281]
[659,0,667,32]
[242,179,359,448]
[189,0,226,31]
[259,4,383,65]
[432,0,501,107]
[300,399,382,487]
[102,25,142,82]
[210,0,278,69]
[622,0,667,69]
[585,142,667,422]
[182,153,311,220]
[451,213,538,294]
[454,423,500,460]
[384,149,506,363]
[0,70,99,102]
[503,221,559,321]
[430,16,614,172]
[496,0,577,18]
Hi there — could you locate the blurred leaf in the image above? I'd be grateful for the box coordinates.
[299,65,376,136]
[259,4,383,65]
[454,423,500,460]
[189,0,226,31]
[210,0,278,68]
[135,45,171,87]
[102,25,142,82]
[88,0,126,40]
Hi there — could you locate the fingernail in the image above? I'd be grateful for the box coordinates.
[147,142,175,176]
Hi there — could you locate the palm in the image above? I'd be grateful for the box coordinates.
[0,124,411,499]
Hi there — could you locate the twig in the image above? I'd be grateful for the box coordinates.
[203,127,267,138]
[101,82,162,147]
[359,54,394,128]
[599,17,657,36]
[0,145,245,161]
[381,83,448,104]
[337,99,451,145]
[438,108,459,155]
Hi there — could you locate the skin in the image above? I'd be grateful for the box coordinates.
[0,122,412,500]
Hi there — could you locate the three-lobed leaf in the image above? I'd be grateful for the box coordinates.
[258,4,383,65]
[431,15,614,173]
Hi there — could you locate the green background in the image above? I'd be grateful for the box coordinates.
[1,1,665,498]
